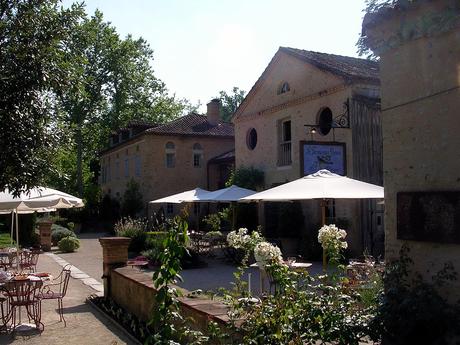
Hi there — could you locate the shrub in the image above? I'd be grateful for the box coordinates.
[58,236,80,252]
[51,224,75,246]
[121,179,143,217]
[114,217,148,253]
[203,213,221,232]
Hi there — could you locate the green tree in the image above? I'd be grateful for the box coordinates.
[57,10,189,196]
[216,86,246,122]
[121,179,143,217]
[0,0,83,196]
[357,0,402,60]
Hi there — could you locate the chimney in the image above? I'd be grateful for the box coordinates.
[206,99,221,125]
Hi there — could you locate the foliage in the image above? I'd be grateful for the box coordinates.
[203,213,223,233]
[0,233,15,248]
[58,236,80,252]
[226,166,264,191]
[114,217,148,253]
[141,231,168,265]
[370,245,460,344]
[55,9,190,196]
[100,194,121,222]
[204,231,223,240]
[90,296,150,343]
[227,228,263,256]
[121,179,144,217]
[0,0,83,196]
[51,224,76,246]
[148,216,206,344]
[215,87,246,122]
[356,0,413,60]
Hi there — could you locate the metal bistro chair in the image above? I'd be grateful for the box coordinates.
[19,250,40,273]
[1,279,44,335]
[38,265,71,326]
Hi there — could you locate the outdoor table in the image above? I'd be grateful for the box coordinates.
[0,273,52,333]
[250,261,312,294]
[126,260,148,269]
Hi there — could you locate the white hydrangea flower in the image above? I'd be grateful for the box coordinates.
[254,241,283,267]
[318,224,348,252]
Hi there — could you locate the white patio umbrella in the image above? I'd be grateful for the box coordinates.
[241,169,384,225]
[0,187,84,248]
[181,185,256,230]
[241,169,384,269]
[186,185,256,203]
[148,188,210,204]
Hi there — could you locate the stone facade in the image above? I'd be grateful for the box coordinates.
[363,0,460,297]
[233,47,383,256]
[99,103,234,221]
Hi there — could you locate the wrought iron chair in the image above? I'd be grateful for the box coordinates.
[1,279,44,334]
[19,250,40,273]
[38,264,71,326]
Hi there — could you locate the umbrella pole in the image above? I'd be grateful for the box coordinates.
[15,209,19,250]
[320,199,327,271]
[232,201,237,231]
[10,211,14,247]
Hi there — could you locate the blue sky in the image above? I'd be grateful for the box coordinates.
[65,1,368,111]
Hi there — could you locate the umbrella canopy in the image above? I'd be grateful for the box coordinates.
[0,187,84,212]
[149,188,210,204]
[186,185,256,202]
[0,187,84,248]
[241,170,383,201]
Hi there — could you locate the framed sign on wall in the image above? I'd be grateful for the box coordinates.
[300,141,346,176]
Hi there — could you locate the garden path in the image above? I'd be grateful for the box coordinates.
[0,251,131,344]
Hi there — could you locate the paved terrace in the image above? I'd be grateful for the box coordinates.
[0,251,130,345]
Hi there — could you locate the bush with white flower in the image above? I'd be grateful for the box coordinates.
[254,241,283,267]
[227,227,263,252]
[318,224,348,266]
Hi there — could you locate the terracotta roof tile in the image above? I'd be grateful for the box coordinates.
[280,47,380,83]
[146,113,234,137]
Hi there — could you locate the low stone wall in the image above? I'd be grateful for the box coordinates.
[111,266,233,333]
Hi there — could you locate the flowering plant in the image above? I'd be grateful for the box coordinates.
[318,224,348,266]
[227,228,262,252]
[254,241,283,267]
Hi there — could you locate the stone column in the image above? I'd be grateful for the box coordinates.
[99,237,131,298]
[37,219,53,251]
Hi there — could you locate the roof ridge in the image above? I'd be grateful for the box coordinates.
[280,46,378,65]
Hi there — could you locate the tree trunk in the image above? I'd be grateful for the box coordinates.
[75,125,84,197]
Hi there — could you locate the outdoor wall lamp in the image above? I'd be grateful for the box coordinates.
[304,98,350,140]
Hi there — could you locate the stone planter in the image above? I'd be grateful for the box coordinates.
[37,219,53,251]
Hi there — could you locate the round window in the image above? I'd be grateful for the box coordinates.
[318,107,333,136]
[246,128,257,150]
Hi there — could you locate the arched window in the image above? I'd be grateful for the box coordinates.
[246,128,257,150]
[277,82,290,95]
[165,141,175,168]
[317,107,333,136]
[192,143,203,167]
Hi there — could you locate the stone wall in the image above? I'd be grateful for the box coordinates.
[99,237,235,338]
[363,0,460,297]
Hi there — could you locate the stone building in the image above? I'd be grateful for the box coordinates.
[99,100,234,221]
[233,47,384,256]
[362,0,460,299]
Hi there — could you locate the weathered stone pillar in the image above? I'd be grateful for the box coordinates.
[37,219,53,251]
[99,237,131,298]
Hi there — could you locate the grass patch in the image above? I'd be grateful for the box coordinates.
[0,232,14,248]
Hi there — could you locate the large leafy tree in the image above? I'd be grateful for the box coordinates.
[0,0,83,196]
[56,10,189,196]
[216,87,246,122]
